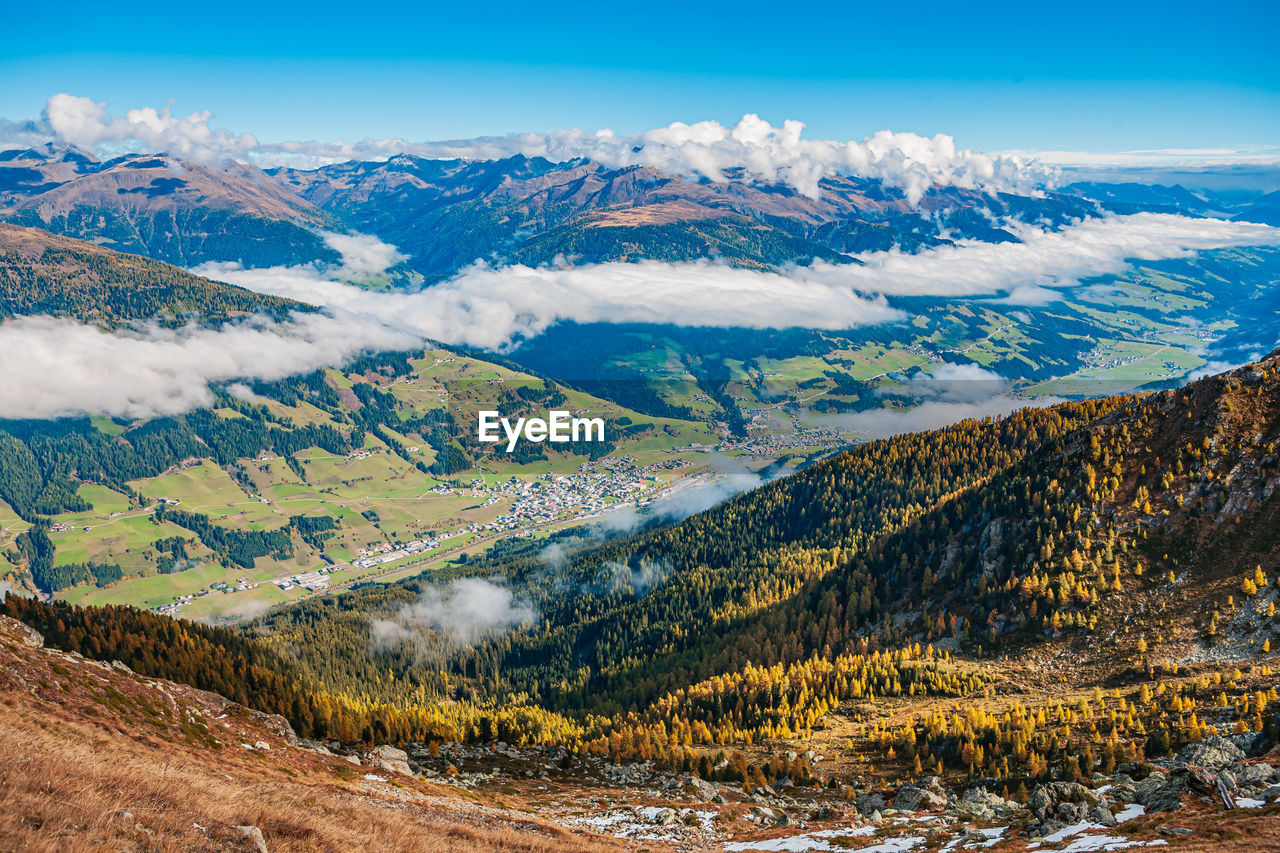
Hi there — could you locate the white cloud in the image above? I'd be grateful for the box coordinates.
[322,231,406,277]
[818,395,1064,439]
[1018,145,1280,169]
[11,95,1051,202]
[42,94,259,162]
[599,453,786,532]
[893,363,1007,403]
[378,117,1050,203]
[370,578,535,646]
[798,213,1280,299]
[5,213,1279,421]
[0,312,421,420]
[197,253,905,351]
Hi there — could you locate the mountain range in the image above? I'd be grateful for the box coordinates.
[6,143,1277,282]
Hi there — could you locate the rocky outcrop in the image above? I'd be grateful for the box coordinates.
[1027,781,1107,835]
[0,615,43,648]
[854,792,887,815]
[950,787,1017,821]
[894,776,948,811]
[366,744,413,776]
[1174,735,1246,768]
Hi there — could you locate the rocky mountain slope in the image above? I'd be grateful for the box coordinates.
[270,153,1099,279]
[0,145,337,267]
[0,614,631,852]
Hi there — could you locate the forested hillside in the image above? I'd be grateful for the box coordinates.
[237,350,1280,774]
[0,222,304,326]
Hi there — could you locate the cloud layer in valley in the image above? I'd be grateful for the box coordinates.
[795,213,1280,301]
[0,312,422,420]
[811,363,1064,438]
[370,578,535,647]
[3,213,1279,420]
[598,453,786,533]
[7,94,1052,202]
[198,254,905,350]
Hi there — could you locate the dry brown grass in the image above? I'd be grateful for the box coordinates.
[587,201,726,228]
[0,623,630,852]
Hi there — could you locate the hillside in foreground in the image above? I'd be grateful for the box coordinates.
[3,599,1279,851]
[0,614,629,852]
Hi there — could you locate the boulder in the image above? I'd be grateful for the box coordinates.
[1175,735,1246,768]
[683,775,720,801]
[248,711,298,746]
[367,744,412,776]
[957,787,1014,816]
[855,793,887,815]
[1141,774,1188,812]
[1091,806,1118,827]
[651,808,678,826]
[1235,763,1273,786]
[1027,782,1099,822]
[894,783,947,812]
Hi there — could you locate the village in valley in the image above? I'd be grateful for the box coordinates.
[153,453,698,619]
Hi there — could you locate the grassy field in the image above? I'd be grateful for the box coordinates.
[36,346,716,614]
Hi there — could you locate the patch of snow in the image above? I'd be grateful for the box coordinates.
[363,773,387,782]
[975,826,1008,846]
[1057,836,1168,852]
[1236,797,1266,808]
[1044,822,1106,843]
[1113,803,1145,823]
[725,831,919,853]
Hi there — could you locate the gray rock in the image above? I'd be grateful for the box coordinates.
[234,825,269,853]
[1142,775,1188,812]
[1034,818,1067,839]
[1260,784,1280,801]
[1057,801,1087,823]
[1092,806,1117,827]
[1236,763,1273,786]
[952,801,995,821]
[0,616,43,648]
[651,807,678,826]
[1027,782,1098,822]
[681,775,719,801]
[1175,735,1246,768]
[249,711,298,746]
[895,783,947,812]
[855,793,887,815]
[367,744,412,776]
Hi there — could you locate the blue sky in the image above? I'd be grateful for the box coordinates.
[2,0,1278,152]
